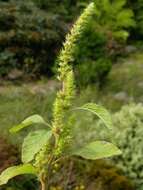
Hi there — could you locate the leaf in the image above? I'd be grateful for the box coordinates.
[10,114,50,133]
[116,9,135,28]
[73,141,121,160]
[114,30,129,41]
[112,0,126,11]
[76,103,113,129]
[0,164,37,185]
[22,129,52,163]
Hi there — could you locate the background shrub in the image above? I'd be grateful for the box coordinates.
[94,0,135,41]
[74,21,112,87]
[74,0,135,87]
[32,0,79,21]
[0,0,135,86]
[94,103,143,189]
[111,103,143,190]
[47,159,134,190]
[127,0,143,39]
[0,0,67,78]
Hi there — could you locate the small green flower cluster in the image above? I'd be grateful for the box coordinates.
[52,3,95,155]
[34,2,96,176]
[34,145,50,177]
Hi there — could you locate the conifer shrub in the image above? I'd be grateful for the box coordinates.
[32,0,78,21]
[0,0,67,78]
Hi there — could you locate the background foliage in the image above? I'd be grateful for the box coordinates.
[94,104,143,190]
[0,0,135,86]
[111,104,143,190]
[0,0,67,78]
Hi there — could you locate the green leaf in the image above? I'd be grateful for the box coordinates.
[76,103,113,129]
[113,30,129,41]
[22,129,52,163]
[0,164,37,185]
[10,114,50,133]
[73,141,121,160]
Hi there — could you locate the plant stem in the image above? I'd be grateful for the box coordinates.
[40,175,47,190]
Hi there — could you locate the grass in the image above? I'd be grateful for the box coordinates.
[98,52,143,111]
[0,81,57,145]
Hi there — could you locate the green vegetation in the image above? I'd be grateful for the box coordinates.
[111,104,143,189]
[0,0,135,86]
[0,0,66,77]
[0,50,143,189]
[0,3,121,190]
[127,0,143,38]
[95,103,143,189]
[0,82,56,143]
